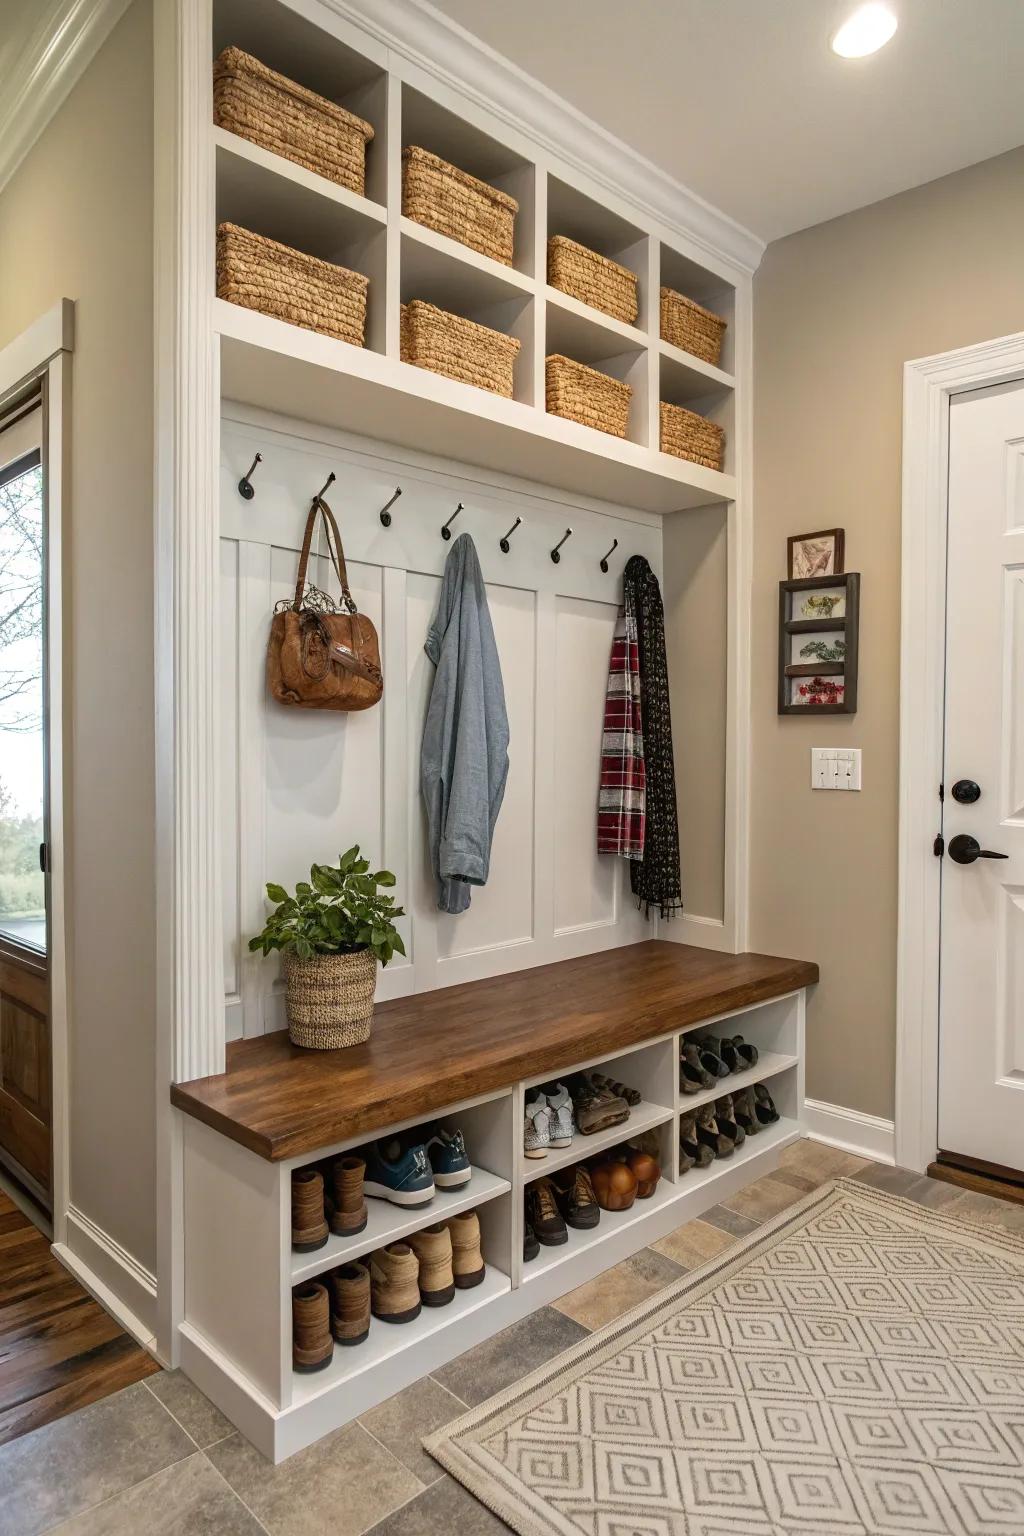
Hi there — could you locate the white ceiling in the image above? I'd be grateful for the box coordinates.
[428,0,1024,242]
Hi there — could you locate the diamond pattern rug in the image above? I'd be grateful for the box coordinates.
[426,1179,1024,1535]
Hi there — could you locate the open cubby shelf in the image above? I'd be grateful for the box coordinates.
[209,0,741,512]
[290,1166,511,1284]
[293,1264,513,1405]
[180,979,806,1462]
[522,1098,674,1184]
[678,1049,799,1115]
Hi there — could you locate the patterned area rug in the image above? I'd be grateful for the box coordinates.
[426,1179,1024,1535]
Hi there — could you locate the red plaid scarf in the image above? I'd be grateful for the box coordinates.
[597,604,645,857]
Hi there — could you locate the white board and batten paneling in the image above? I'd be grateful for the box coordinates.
[220,408,663,1039]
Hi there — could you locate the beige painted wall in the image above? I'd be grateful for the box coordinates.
[751,145,1024,1121]
[0,1,156,1268]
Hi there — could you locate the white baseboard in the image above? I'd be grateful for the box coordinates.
[804,1098,896,1165]
[53,1204,160,1355]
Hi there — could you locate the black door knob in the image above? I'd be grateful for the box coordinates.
[951,779,981,804]
[947,833,1008,865]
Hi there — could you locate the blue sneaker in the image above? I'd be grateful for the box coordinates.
[363,1139,435,1207]
[424,1126,472,1189]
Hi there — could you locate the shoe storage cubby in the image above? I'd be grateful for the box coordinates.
[289,1099,514,1284]
[179,982,805,1460]
[207,0,745,511]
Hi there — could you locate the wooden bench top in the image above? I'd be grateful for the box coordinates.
[171,941,817,1162]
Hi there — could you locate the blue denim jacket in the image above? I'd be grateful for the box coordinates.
[421,533,509,913]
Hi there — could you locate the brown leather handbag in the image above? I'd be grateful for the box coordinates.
[267,496,383,711]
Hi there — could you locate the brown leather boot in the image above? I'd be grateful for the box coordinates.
[329,1261,370,1346]
[446,1210,485,1289]
[407,1224,455,1306]
[328,1155,367,1237]
[291,1169,328,1253]
[369,1243,421,1324]
[292,1282,333,1371]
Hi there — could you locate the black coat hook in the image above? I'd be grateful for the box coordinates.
[550,527,573,564]
[237,452,262,500]
[314,471,336,502]
[441,502,464,541]
[600,538,619,573]
[379,486,402,527]
[499,516,522,553]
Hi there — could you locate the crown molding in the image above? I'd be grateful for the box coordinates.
[316,0,765,277]
[0,0,133,196]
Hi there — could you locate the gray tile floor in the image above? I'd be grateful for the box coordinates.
[2,1145,1021,1536]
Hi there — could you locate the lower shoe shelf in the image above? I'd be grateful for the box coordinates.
[292,1264,512,1404]
[291,1167,510,1282]
[523,1116,800,1282]
[524,1178,680,1281]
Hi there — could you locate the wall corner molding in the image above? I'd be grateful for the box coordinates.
[320,0,765,277]
[0,0,133,196]
[804,1098,896,1165]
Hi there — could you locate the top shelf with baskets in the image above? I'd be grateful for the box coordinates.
[208,0,748,513]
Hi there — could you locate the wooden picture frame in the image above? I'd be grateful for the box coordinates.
[787,528,845,581]
[778,572,859,715]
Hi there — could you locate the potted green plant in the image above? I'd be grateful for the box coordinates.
[249,846,405,1050]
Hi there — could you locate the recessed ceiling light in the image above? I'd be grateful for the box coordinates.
[831,3,898,58]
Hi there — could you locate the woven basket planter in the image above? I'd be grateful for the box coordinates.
[401,301,520,397]
[546,355,631,438]
[660,287,727,367]
[403,146,518,266]
[217,223,368,346]
[213,47,374,196]
[283,949,377,1050]
[660,400,725,472]
[548,237,638,325]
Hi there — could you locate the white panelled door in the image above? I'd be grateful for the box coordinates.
[939,380,1024,1173]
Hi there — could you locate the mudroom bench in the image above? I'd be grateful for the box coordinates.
[172,940,817,1461]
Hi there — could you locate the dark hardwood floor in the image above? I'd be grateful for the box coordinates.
[0,1189,160,1445]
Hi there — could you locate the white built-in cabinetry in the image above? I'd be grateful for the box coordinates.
[209,0,746,513]
[181,988,805,1462]
[161,0,769,1444]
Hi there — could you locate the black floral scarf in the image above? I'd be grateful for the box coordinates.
[623,555,682,919]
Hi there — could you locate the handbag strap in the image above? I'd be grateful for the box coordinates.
[293,495,357,614]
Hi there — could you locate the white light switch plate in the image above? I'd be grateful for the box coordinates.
[812,747,862,790]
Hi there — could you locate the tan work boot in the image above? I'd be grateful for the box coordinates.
[369,1242,421,1323]
[291,1169,328,1253]
[329,1261,370,1346]
[292,1282,333,1371]
[407,1224,455,1307]
[446,1210,485,1289]
[328,1155,367,1236]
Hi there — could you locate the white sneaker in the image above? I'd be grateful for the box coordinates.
[524,1093,551,1158]
[544,1083,575,1148]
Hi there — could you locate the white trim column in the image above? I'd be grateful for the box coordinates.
[154,0,221,1363]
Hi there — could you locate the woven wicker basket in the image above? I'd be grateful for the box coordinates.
[401,301,520,397]
[283,949,377,1050]
[213,47,374,196]
[660,287,727,367]
[660,400,725,471]
[403,146,518,266]
[217,223,368,346]
[548,237,638,325]
[546,354,631,438]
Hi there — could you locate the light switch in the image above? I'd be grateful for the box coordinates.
[812,747,862,791]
